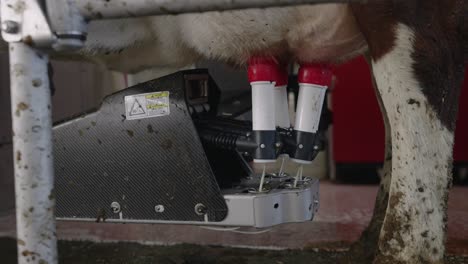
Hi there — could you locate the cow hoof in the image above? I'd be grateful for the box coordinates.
[338,243,374,264]
[372,254,444,264]
[338,223,382,264]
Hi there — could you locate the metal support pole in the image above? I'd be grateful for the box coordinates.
[72,0,361,19]
[9,43,57,264]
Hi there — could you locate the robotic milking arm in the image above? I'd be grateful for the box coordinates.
[48,56,331,228]
[2,0,333,233]
[246,57,332,191]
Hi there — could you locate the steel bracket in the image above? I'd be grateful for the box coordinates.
[1,0,55,47]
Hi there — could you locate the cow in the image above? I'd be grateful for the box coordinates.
[4,1,468,263]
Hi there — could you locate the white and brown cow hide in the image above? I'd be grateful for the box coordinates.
[84,4,366,72]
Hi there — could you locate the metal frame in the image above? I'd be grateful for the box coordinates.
[72,0,358,19]
[57,179,320,229]
[1,0,363,263]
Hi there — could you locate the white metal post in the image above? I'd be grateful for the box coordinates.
[9,43,57,264]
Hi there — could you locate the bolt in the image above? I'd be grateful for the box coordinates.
[154,205,165,213]
[275,142,282,148]
[313,145,319,150]
[246,132,251,137]
[110,202,121,214]
[260,144,266,149]
[2,21,19,34]
[298,144,304,149]
[195,203,207,216]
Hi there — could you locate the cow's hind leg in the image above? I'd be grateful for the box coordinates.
[350,0,466,260]
[369,23,463,263]
[343,59,393,264]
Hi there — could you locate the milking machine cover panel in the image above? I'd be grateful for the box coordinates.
[53,70,228,223]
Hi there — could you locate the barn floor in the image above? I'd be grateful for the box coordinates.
[1,237,468,264]
[0,182,467,263]
[0,237,345,264]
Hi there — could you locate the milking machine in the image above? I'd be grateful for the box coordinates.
[53,63,331,228]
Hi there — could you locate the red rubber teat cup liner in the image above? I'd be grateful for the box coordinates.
[248,56,279,83]
[248,57,279,163]
[248,56,278,132]
[295,63,331,135]
[298,63,333,86]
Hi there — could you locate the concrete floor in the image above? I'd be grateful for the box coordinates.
[0,182,467,255]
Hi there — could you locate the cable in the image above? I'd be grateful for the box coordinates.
[199,226,241,232]
[230,228,272,235]
[293,165,303,188]
[258,163,267,192]
[199,226,272,235]
[278,156,286,176]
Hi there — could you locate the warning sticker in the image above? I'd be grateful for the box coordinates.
[124,91,170,120]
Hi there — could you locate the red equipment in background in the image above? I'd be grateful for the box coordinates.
[331,56,468,182]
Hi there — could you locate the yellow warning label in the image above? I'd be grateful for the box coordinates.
[125,91,170,120]
[146,92,169,99]
[147,103,168,110]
